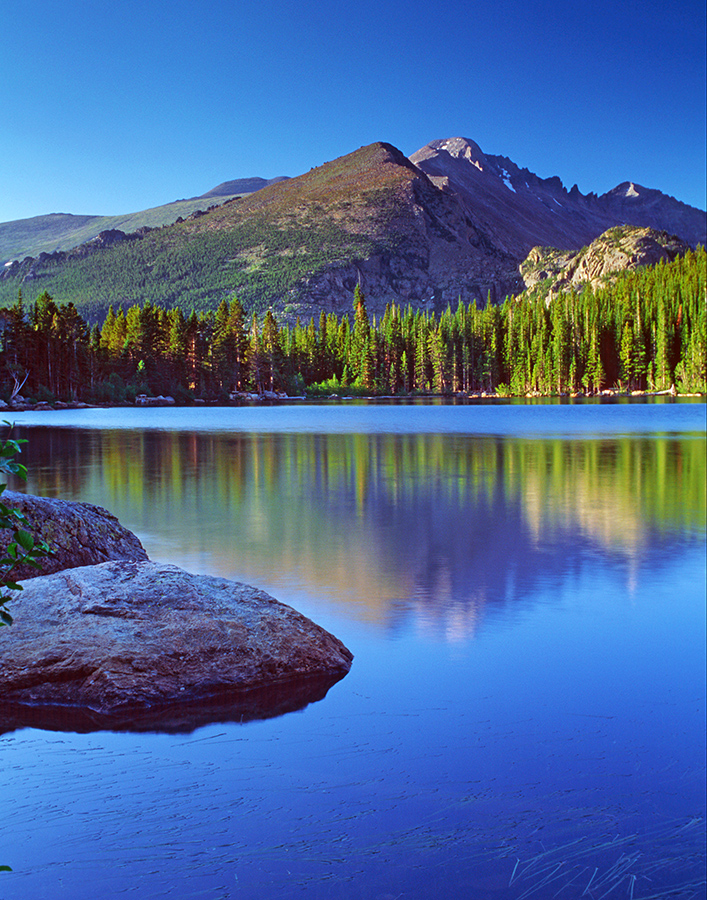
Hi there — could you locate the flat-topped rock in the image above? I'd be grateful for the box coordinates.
[0,560,353,732]
[1,491,148,580]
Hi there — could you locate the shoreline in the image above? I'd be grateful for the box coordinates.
[2,388,704,413]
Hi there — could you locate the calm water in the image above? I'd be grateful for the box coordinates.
[1,399,705,899]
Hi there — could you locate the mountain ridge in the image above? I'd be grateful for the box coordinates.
[410,137,706,254]
[0,176,289,265]
[1,138,703,321]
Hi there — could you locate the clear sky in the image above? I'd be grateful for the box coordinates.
[1,0,705,223]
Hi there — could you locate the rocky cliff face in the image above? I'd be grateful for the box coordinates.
[519,226,692,294]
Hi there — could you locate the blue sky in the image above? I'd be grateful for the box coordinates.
[1,0,705,222]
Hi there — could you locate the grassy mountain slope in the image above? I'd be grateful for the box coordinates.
[2,142,497,321]
[0,176,289,265]
[0,197,242,265]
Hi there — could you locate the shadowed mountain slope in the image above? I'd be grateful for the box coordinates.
[410,137,706,255]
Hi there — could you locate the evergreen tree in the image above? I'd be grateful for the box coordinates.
[351,284,370,385]
[261,309,283,392]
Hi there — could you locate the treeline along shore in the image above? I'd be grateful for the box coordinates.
[0,248,704,405]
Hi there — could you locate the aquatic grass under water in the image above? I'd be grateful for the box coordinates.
[505,817,705,899]
[202,786,704,898]
[3,706,704,899]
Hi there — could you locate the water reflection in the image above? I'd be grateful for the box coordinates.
[0,673,346,735]
[17,426,705,641]
[2,413,704,898]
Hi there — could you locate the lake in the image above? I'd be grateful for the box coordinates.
[1,398,705,899]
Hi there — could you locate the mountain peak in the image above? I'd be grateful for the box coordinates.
[606,181,646,199]
[434,137,487,167]
[411,137,488,172]
[197,176,289,200]
[410,138,706,253]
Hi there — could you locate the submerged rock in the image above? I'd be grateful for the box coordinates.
[0,560,353,732]
[1,491,148,580]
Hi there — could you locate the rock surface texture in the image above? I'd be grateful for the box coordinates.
[519,226,691,294]
[0,560,353,732]
[2,491,148,580]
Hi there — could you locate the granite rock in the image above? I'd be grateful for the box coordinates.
[0,560,353,731]
[1,491,148,580]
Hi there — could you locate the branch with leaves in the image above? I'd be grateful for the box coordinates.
[0,424,51,626]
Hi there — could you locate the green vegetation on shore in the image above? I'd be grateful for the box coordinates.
[0,427,51,626]
[0,248,704,403]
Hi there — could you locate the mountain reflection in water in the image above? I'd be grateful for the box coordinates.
[18,423,705,639]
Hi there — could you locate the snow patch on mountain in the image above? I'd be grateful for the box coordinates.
[500,169,516,192]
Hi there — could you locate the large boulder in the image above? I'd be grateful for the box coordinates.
[1,491,148,580]
[0,560,353,733]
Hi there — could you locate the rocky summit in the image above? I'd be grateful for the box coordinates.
[410,137,706,257]
[0,559,354,733]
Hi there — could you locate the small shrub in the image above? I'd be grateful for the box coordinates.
[0,424,51,626]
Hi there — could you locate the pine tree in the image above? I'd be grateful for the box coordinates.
[261,309,283,392]
[351,284,370,385]
[249,313,262,392]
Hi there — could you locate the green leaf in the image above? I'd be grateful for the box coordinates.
[14,530,34,551]
[0,610,13,626]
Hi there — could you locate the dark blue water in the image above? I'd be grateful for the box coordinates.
[1,399,705,899]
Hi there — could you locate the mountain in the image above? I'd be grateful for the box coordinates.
[1,142,520,319]
[0,177,288,265]
[197,176,289,199]
[410,137,706,255]
[1,139,703,322]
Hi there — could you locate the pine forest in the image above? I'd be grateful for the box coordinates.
[1,247,704,405]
